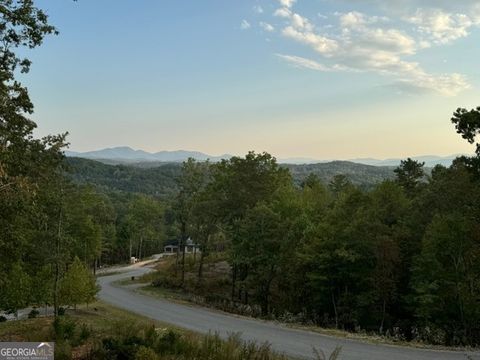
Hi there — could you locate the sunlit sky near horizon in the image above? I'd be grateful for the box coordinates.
[26,0,480,160]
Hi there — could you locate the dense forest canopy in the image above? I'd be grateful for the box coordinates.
[64,156,398,198]
[162,147,480,346]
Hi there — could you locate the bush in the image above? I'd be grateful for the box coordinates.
[54,341,72,360]
[152,273,182,290]
[93,324,291,360]
[28,309,40,319]
[0,316,7,322]
[78,324,92,343]
[102,336,144,359]
[135,346,159,360]
[53,317,77,341]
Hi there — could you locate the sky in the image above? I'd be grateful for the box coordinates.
[25,0,480,160]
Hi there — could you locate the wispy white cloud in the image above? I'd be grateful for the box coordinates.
[279,0,296,9]
[240,19,251,30]
[263,0,476,96]
[274,7,292,18]
[260,22,275,32]
[253,5,264,14]
[406,9,474,44]
[276,54,354,72]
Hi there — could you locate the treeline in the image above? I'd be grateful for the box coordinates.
[65,157,181,198]
[0,1,167,317]
[1,163,166,315]
[64,157,397,198]
[170,115,480,346]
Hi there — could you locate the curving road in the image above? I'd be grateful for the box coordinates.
[98,263,479,360]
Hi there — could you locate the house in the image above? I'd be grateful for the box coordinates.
[163,238,200,255]
[163,245,178,255]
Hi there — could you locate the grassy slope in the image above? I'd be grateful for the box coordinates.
[0,302,294,360]
[0,302,181,342]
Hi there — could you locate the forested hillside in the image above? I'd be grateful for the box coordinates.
[65,157,181,198]
[286,161,396,188]
[151,147,480,347]
[65,157,397,196]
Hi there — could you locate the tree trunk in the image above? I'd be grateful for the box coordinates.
[331,291,338,329]
[231,264,237,301]
[129,238,132,260]
[53,206,63,318]
[380,299,386,334]
[180,221,186,287]
[261,267,275,316]
[181,245,186,286]
[175,244,179,276]
[197,248,205,283]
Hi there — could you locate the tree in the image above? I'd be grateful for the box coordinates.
[30,265,53,313]
[306,186,370,330]
[0,0,64,203]
[125,195,163,261]
[174,158,210,286]
[394,158,425,196]
[211,152,291,300]
[451,107,480,155]
[1,262,31,318]
[58,257,98,310]
[236,203,282,314]
[361,181,409,332]
[451,107,480,174]
[412,213,480,345]
[329,174,353,197]
[0,0,66,315]
[189,182,220,284]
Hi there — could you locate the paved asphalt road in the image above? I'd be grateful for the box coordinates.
[98,264,479,360]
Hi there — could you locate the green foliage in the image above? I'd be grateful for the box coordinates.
[451,107,480,149]
[99,327,290,360]
[58,257,98,308]
[64,157,398,198]
[0,262,31,316]
[287,161,395,190]
[53,316,77,342]
[135,346,159,360]
[28,309,40,319]
[412,213,480,345]
[0,0,66,317]
[151,141,480,346]
[65,157,181,198]
[394,158,425,196]
[123,194,164,260]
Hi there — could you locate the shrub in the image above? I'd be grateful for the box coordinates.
[28,309,40,319]
[135,346,159,360]
[78,324,92,343]
[0,316,7,322]
[53,316,77,341]
[54,341,72,360]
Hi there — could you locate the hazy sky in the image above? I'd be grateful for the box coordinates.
[26,0,480,159]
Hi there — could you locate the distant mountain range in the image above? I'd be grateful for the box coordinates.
[65,147,231,163]
[350,155,464,167]
[65,146,467,167]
